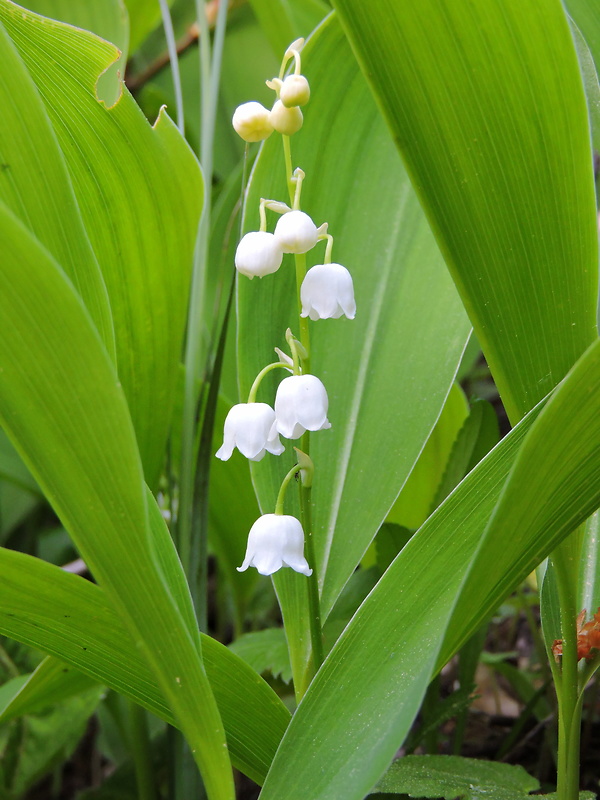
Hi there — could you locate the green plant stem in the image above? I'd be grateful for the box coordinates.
[552,535,583,800]
[128,701,158,800]
[158,0,184,134]
[281,133,324,675]
[300,461,324,671]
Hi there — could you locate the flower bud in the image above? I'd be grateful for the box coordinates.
[232,101,274,142]
[269,100,303,136]
[301,263,356,320]
[275,374,331,439]
[280,74,310,107]
[237,513,312,576]
[274,210,318,254]
[235,231,284,279]
[216,403,284,461]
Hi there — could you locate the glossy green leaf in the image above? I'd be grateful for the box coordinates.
[0,203,233,799]
[387,383,468,529]
[332,0,598,423]
[432,399,500,508]
[0,658,97,724]
[578,511,600,616]
[374,755,539,799]
[0,547,290,784]
[124,0,166,52]
[0,432,39,496]
[566,0,600,71]
[260,338,600,800]
[247,0,328,56]
[21,0,129,105]
[0,15,114,353]
[0,685,102,798]
[236,16,471,689]
[0,0,202,487]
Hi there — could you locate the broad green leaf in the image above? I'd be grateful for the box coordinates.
[0,203,233,799]
[247,0,328,56]
[569,18,600,159]
[0,659,97,723]
[124,0,166,52]
[0,16,114,353]
[387,383,468,529]
[0,432,39,496]
[21,0,129,105]
[578,511,600,616]
[332,0,598,423]
[432,399,500,508]
[0,686,102,798]
[0,547,290,785]
[0,0,202,487]
[229,628,292,684]
[442,339,600,658]
[260,338,600,800]
[373,755,539,800]
[237,15,471,690]
[566,0,600,72]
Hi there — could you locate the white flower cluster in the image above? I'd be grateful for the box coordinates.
[232,40,310,144]
[222,39,359,578]
[235,208,356,321]
[216,373,329,579]
[216,374,330,463]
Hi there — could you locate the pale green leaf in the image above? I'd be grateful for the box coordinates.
[333,0,598,423]
[0,0,203,487]
[0,202,233,798]
[260,337,600,800]
[0,547,290,785]
[374,755,539,799]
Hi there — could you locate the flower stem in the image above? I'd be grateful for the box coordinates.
[282,135,295,202]
[283,131,324,677]
[247,361,291,402]
[552,532,584,800]
[299,453,324,671]
[275,463,300,514]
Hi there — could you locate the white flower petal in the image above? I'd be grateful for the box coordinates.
[235,231,283,279]
[237,514,312,576]
[274,210,318,254]
[301,263,356,321]
[215,403,283,461]
[274,374,330,439]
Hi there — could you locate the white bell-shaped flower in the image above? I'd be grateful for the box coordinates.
[235,231,284,279]
[275,374,331,439]
[237,513,312,576]
[232,101,274,142]
[300,263,356,320]
[280,74,310,107]
[216,403,284,461]
[274,210,318,254]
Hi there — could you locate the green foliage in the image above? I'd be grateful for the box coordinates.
[373,755,539,799]
[229,628,292,684]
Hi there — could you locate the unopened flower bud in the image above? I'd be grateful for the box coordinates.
[274,210,318,254]
[301,263,356,320]
[232,101,274,142]
[235,231,284,278]
[269,100,303,136]
[280,74,310,107]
